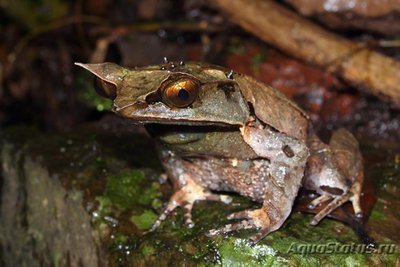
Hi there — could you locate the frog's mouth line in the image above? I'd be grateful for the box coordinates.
[134,118,241,127]
[144,123,240,145]
[117,111,244,127]
[145,123,239,134]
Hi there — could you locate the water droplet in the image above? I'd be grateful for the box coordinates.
[158,29,167,38]
[226,70,234,79]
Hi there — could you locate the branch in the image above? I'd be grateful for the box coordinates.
[211,0,400,106]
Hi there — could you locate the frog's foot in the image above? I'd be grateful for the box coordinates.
[206,208,277,244]
[150,177,232,231]
[307,194,331,209]
[309,182,363,226]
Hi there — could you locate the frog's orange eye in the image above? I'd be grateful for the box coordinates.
[161,78,200,108]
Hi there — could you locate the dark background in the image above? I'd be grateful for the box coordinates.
[0,0,399,141]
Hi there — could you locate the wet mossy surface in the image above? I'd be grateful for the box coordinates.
[1,121,399,266]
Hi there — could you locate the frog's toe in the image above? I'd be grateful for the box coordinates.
[205,220,257,237]
[310,192,363,225]
[310,193,350,225]
[206,208,274,244]
[348,176,363,218]
[309,183,363,225]
[227,210,251,220]
[350,184,363,218]
[150,177,233,231]
[150,199,179,231]
[307,194,331,209]
[204,193,233,204]
[206,210,263,237]
[182,201,195,228]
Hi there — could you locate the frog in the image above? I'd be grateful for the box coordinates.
[76,60,364,244]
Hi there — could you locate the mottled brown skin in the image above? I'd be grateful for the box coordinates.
[76,61,364,243]
[305,129,363,225]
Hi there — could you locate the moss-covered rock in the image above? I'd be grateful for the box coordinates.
[0,122,399,266]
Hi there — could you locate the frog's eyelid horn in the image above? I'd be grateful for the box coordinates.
[75,62,123,100]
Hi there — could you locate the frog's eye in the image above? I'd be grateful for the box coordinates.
[161,78,200,108]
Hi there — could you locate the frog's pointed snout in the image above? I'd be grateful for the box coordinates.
[75,62,124,100]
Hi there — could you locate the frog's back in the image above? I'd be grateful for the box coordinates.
[234,74,309,141]
[189,62,310,141]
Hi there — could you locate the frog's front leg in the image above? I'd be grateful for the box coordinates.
[207,125,309,244]
[304,128,364,225]
[150,149,232,231]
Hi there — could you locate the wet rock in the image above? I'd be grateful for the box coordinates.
[0,122,399,266]
[0,144,102,267]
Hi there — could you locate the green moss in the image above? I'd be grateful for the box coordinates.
[141,245,156,256]
[215,225,376,266]
[95,196,113,217]
[209,211,378,266]
[130,210,158,230]
[101,169,162,215]
[369,202,386,220]
[113,232,128,244]
[375,162,400,189]
[218,238,287,266]
[151,198,163,209]
[137,182,162,206]
[104,170,145,209]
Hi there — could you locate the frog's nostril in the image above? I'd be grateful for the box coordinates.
[320,185,344,195]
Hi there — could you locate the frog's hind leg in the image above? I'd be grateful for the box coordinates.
[310,170,364,225]
[305,128,364,225]
[330,128,364,220]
